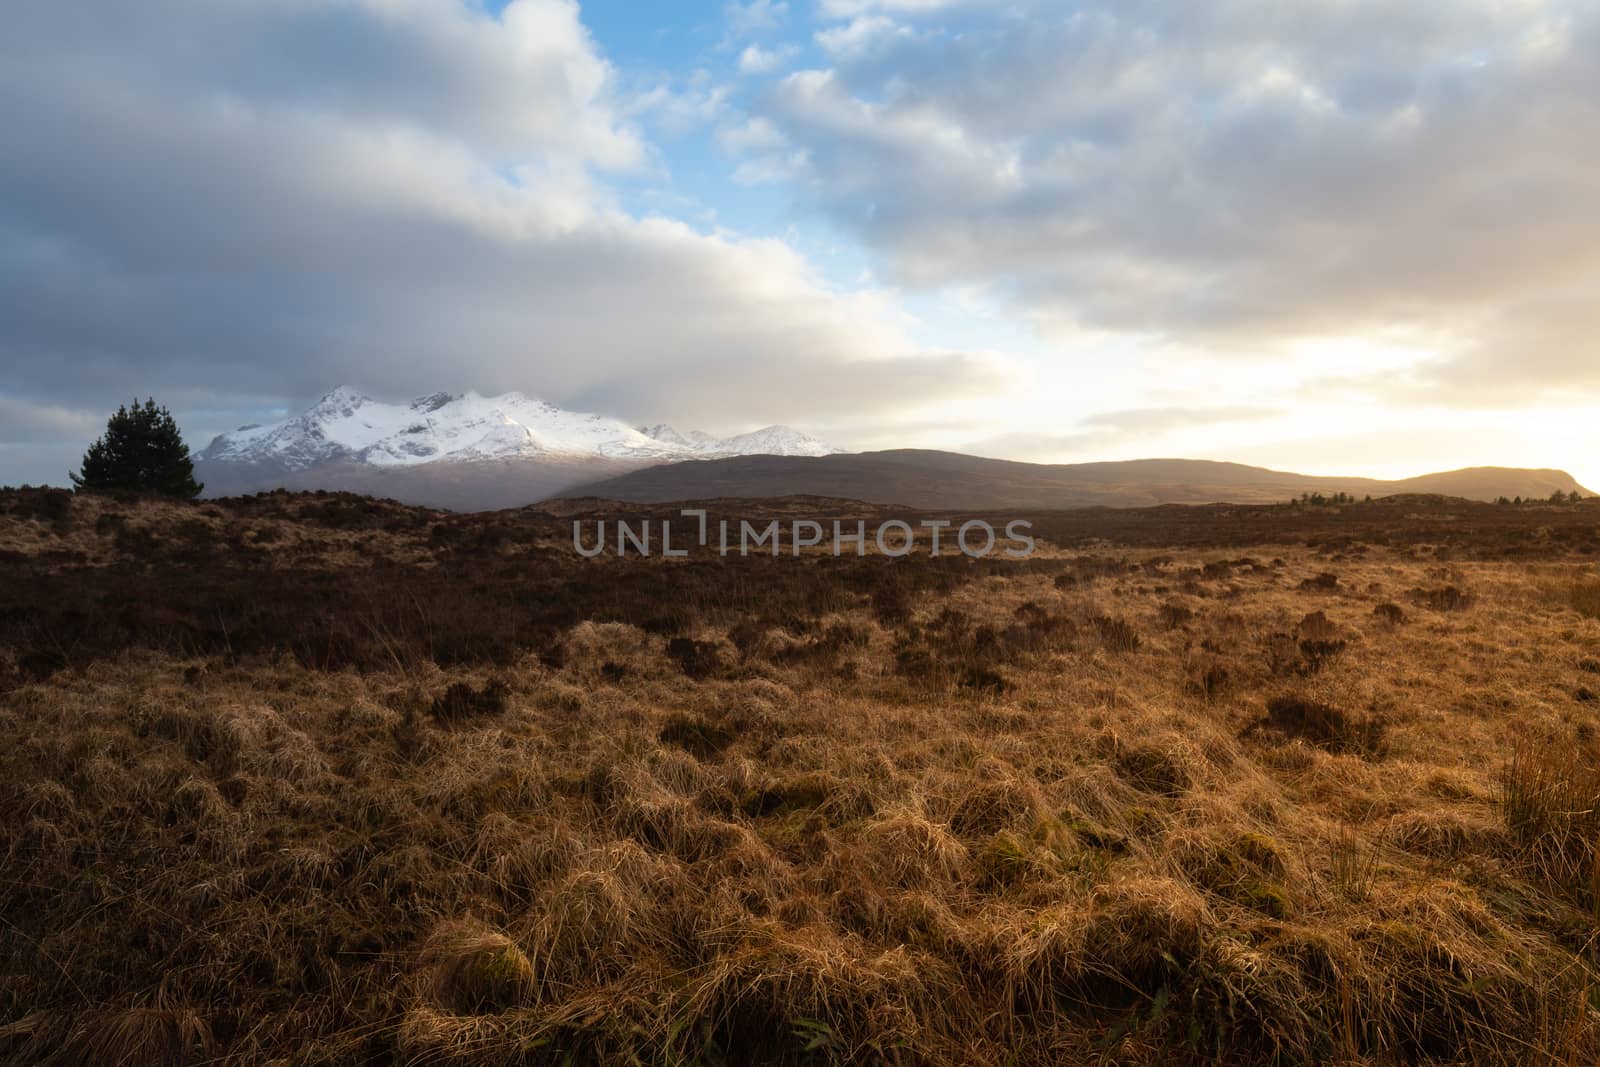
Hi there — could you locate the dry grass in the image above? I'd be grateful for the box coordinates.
[1547,579,1600,621]
[3,488,1600,1064]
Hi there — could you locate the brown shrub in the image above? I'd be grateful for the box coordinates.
[666,636,723,679]
[1297,638,1347,674]
[1186,662,1230,702]
[658,713,736,759]
[1245,695,1387,757]
[1373,602,1406,625]
[1113,743,1192,796]
[1411,585,1474,611]
[1093,615,1142,653]
[958,665,1009,694]
[1157,602,1195,630]
[428,679,510,724]
[1297,611,1335,641]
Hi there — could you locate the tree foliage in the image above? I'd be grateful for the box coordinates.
[71,398,203,499]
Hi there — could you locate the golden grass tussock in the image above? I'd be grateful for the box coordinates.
[49,1006,214,1067]
[856,806,972,889]
[6,489,1600,1064]
[421,921,538,1015]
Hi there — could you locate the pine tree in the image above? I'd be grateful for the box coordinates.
[71,398,203,499]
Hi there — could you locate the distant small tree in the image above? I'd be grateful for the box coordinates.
[1570,490,1584,504]
[1550,490,1569,505]
[1514,496,1523,506]
[1495,496,1511,506]
[71,398,203,499]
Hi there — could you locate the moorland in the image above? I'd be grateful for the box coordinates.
[3,487,1600,1065]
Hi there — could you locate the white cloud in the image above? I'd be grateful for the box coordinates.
[738,43,799,74]
[725,0,789,37]
[743,0,1600,403]
[819,0,976,16]
[719,116,789,154]
[815,15,912,60]
[631,73,731,134]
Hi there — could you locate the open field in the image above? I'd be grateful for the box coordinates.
[4,488,1600,1064]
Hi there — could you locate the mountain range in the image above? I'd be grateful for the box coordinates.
[564,451,1592,510]
[193,388,1591,511]
[194,388,837,510]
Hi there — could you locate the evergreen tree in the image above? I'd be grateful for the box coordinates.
[71,398,203,499]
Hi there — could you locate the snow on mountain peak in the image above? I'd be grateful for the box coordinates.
[410,392,459,413]
[641,422,839,458]
[713,425,838,458]
[639,424,692,447]
[313,385,375,413]
[199,388,843,474]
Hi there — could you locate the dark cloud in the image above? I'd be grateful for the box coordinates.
[0,0,996,483]
[6,0,1594,490]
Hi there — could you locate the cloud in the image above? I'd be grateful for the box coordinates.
[0,0,1001,482]
[719,117,809,184]
[725,0,789,38]
[747,0,1600,402]
[738,43,799,75]
[1080,406,1283,434]
[815,16,912,61]
[630,73,731,134]
[960,405,1282,461]
[819,0,975,15]
[0,397,103,443]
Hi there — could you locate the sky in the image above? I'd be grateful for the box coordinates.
[2,0,1598,488]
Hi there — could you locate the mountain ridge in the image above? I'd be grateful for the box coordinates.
[562,449,1592,511]
[195,387,841,507]
[193,392,1591,511]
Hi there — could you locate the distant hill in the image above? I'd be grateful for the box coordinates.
[563,450,1591,510]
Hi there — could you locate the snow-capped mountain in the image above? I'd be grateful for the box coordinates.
[201,387,696,469]
[637,422,836,459]
[195,388,843,510]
